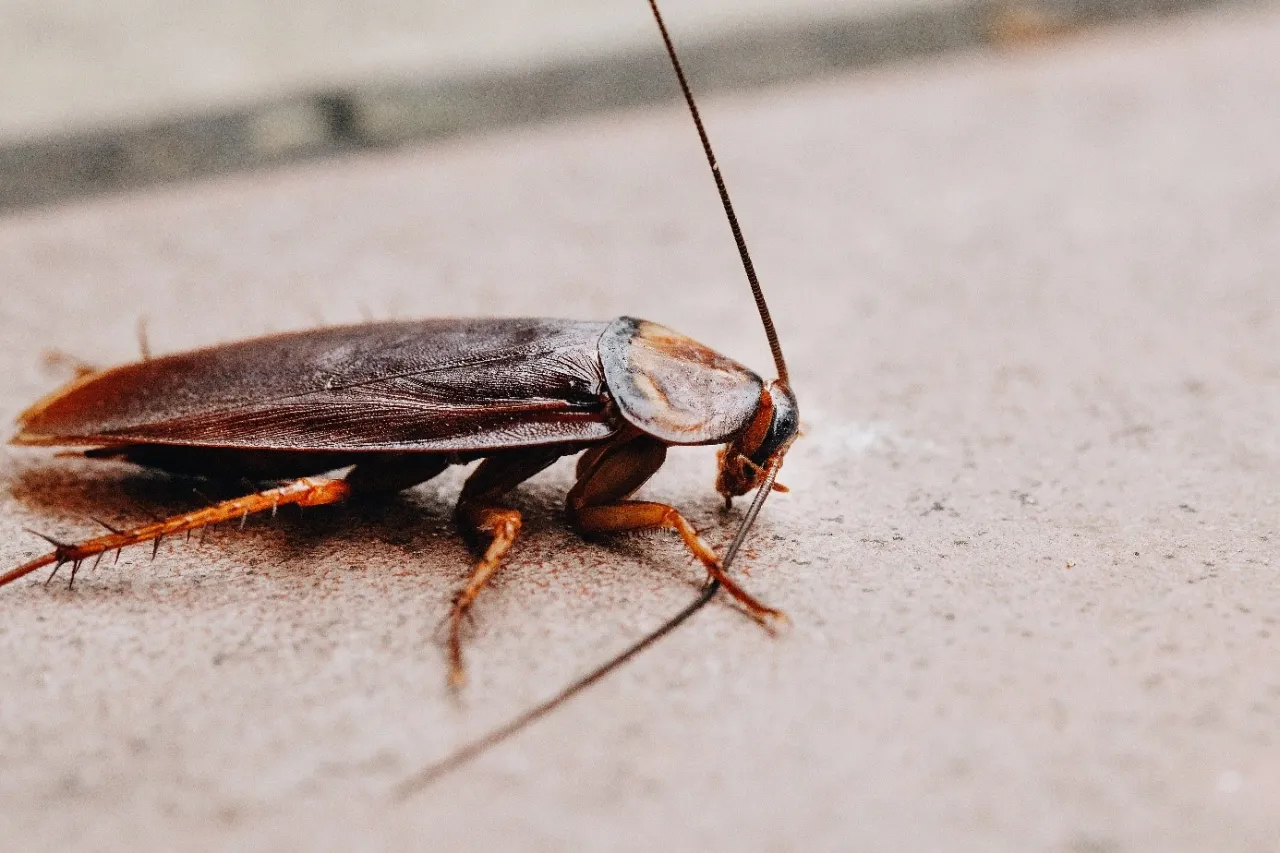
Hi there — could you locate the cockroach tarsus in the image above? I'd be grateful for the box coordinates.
[1,0,798,790]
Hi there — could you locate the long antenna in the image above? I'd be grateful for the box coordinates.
[397,0,790,796]
[645,0,788,384]
[396,462,782,798]
[397,583,718,797]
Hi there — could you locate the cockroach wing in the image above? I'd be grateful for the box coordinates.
[599,316,763,445]
[14,319,621,452]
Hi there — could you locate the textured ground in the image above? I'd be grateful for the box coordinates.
[0,0,877,141]
[0,6,1277,852]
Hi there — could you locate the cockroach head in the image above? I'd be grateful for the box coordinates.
[716,380,798,501]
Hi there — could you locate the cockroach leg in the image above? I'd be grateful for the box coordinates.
[0,477,353,590]
[447,448,568,687]
[449,505,523,687]
[576,501,784,628]
[568,433,785,629]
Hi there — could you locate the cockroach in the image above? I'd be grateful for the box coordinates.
[1,0,797,790]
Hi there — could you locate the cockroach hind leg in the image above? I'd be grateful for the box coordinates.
[0,477,353,591]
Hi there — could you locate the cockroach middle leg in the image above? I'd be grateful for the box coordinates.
[567,433,785,628]
[449,504,521,686]
[0,477,353,589]
[448,448,568,686]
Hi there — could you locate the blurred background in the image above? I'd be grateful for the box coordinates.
[0,0,1228,211]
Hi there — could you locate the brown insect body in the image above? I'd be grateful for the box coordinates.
[15,315,773,461]
[5,315,794,682]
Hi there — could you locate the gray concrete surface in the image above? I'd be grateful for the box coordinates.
[0,0,869,141]
[0,5,1277,851]
[0,0,1244,210]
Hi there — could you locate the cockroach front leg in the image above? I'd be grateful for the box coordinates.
[448,448,567,686]
[567,433,785,628]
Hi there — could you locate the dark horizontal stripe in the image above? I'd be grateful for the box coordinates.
[0,0,1234,212]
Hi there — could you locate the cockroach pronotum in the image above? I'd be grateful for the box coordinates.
[1,0,797,791]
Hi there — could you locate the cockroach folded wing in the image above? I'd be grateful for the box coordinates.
[14,319,621,454]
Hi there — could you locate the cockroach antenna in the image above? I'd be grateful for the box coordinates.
[643,0,789,385]
[395,467,782,797]
[395,0,794,797]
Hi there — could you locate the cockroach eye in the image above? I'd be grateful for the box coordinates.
[749,382,800,468]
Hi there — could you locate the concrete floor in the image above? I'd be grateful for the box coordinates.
[0,0,883,142]
[0,6,1277,851]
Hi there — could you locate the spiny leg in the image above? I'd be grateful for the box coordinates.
[0,453,457,590]
[1,477,354,589]
[567,432,784,627]
[448,447,567,687]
